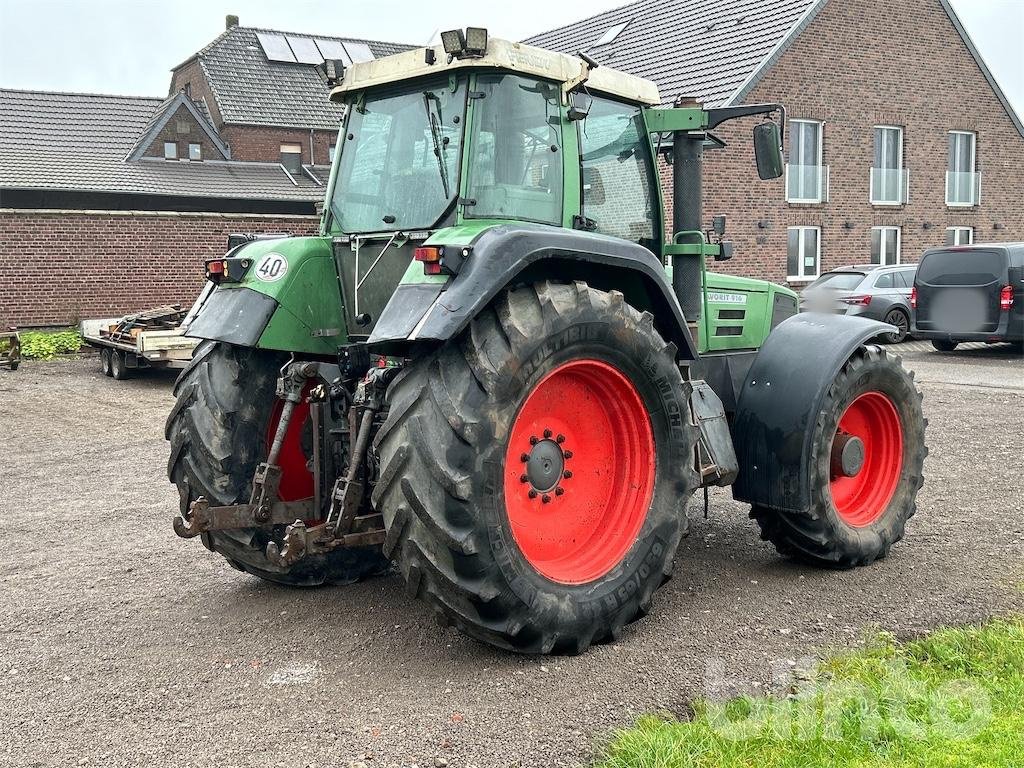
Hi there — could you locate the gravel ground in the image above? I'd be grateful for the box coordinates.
[1,343,1022,768]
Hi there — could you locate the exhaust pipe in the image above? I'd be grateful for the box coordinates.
[671,97,704,327]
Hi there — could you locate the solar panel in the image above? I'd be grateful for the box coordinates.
[593,20,629,47]
[343,41,375,63]
[256,32,296,62]
[315,38,352,66]
[287,35,323,65]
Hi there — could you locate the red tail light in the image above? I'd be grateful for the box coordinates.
[1000,285,1014,311]
[414,246,444,275]
[841,294,872,306]
[910,287,917,310]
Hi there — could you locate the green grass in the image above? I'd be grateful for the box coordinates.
[596,618,1024,768]
[18,328,82,360]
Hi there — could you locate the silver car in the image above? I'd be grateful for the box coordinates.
[800,264,918,343]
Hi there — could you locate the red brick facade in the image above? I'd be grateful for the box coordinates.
[0,210,317,328]
[220,125,337,165]
[671,0,1024,286]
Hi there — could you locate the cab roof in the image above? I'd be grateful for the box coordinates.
[329,37,661,106]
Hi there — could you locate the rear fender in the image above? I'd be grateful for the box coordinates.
[730,313,895,513]
[368,224,697,359]
[185,236,345,355]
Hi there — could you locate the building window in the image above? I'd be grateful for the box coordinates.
[786,120,827,203]
[787,226,820,281]
[280,143,303,172]
[945,226,974,246]
[188,143,202,161]
[947,131,979,206]
[328,144,336,163]
[871,226,901,265]
[871,126,907,205]
[163,142,177,160]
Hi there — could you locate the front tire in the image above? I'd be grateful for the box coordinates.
[165,340,390,586]
[372,282,699,654]
[932,339,958,352]
[752,346,926,568]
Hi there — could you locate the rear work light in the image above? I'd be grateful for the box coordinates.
[1000,284,1014,311]
[413,245,470,276]
[840,294,872,306]
[910,286,917,310]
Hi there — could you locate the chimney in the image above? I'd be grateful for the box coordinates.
[226,14,239,30]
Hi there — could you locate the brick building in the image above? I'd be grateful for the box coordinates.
[527,0,1024,285]
[0,20,410,328]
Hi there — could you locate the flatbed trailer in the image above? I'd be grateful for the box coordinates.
[81,300,204,379]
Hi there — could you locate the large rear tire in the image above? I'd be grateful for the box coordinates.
[165,340,390,586]
[372,282,699,654]
[751,346,926,568]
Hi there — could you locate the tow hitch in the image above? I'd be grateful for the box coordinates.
[172,357,395,566]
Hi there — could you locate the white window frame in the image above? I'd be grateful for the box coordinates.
[188,143,201,161]
[871,226,902,266]
[870,125,905,206]
[787,226,821,282]
[946,226,974,246]
[946,130,978,207]
[163,141,177,160]
[786,119,826,204]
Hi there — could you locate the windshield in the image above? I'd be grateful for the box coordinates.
[465,73,563,225]
[330,77,467,233]
[806,272,866,291]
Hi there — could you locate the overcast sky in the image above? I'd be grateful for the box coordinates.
[0,0,1021,118]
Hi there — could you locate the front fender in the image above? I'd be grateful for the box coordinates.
[185,236,346,355]
[730,313,895,513]
[368,223,697,359]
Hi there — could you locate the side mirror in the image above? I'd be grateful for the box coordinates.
[753,121,784,180]
[567,91,593,122]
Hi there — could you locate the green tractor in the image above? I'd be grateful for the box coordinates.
[168,32,926,654]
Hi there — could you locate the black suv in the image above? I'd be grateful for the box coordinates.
[912,243,1024,352]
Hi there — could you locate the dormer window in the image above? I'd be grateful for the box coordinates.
[163,142,178,160]
[189,143,202,161]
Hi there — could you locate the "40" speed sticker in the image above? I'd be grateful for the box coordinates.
[253,253,289,282]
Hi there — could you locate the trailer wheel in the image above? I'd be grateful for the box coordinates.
[100,348,113,377]
[751,346,926,568]
[373,281,699,653]
[110,350,129,380]
[165,340,390,586]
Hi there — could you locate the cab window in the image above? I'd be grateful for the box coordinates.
[579,97,658,246]
[466,74,563,226]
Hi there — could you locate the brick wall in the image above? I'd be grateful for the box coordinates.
[220,125,338,165]
[0,209,318,328]
[169,59,225,128]
[143,103,228,161]
[661,0,1024,286]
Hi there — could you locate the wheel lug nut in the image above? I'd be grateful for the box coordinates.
[563,470,573,479]
[556,434,565,443]
[529,436,539,445]
[519,474,529,483]
[555,487,564,496]
[542,494,551,504]
[528,489,538,499]
[563,450,573,459]
[520,453,530,463]
[543,428,552,439]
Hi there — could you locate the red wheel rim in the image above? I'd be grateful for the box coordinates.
[266,394,314,504]
[503,359,655,585]
[829,392,903,527]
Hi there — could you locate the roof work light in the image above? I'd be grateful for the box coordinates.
[440,27,488,60]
